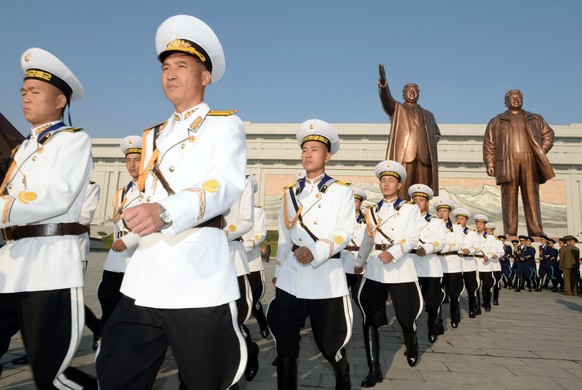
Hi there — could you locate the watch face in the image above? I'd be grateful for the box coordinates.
[161,210,171,223]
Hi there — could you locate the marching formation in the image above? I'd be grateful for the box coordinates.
[0,13,580,390]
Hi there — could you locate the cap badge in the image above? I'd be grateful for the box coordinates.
[309,122,314,130]
[24,53,31,62]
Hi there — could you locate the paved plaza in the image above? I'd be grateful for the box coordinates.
[1,251,581,389]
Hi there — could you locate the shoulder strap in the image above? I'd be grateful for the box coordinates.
[288,187,319,243]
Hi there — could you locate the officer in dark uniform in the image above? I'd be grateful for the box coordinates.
[499,235,513,288]
[515,235,536,292]
[510,239,520,288]
[537,234,554,291]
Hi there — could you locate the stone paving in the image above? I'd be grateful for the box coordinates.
[1,252,581,389]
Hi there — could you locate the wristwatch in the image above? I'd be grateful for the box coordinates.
[160,205,173,229]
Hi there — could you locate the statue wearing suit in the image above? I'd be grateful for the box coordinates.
[483,89,555,236]
[378,65,441,200]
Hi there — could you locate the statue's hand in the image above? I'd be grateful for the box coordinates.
[487,167,495,176]
[379,64,387,86]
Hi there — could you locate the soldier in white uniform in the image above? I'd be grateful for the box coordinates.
[434,198,464,329]
[341,186,367,294]
[473,214,495,312]
[454,208,481,318]
[0,48,96,388]
[96,15,247,390]
[485,223,504,306]
[267,119,355,390]
[408,184,447,343]
[224,175,259,382]
[243,176,269,340]
[97,136,142,326]
[355,161,424,387]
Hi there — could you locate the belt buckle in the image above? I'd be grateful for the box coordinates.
[1,228,9,241]
[380,243,389,251]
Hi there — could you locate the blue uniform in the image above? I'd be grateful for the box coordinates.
[516,245,536,291]
[500,244,513,288]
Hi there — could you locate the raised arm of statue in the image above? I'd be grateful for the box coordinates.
[378,64,396,117]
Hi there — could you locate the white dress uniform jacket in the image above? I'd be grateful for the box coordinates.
[103,181,141,273]
[79,181,100,262]
[244,206,267,273]
[475,232,494,272]
[356,199,423,284]
[460,228,479,272]
[0,121,92,293]
[485,236,504,272]
[275,174,355,299]
[225,176,254,276]
[439,221,464,273]
[341,212,366,274]
[412,214,446,277]
[121,103,246,309]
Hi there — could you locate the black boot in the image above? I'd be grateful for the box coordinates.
[483,289,491,312]
[245,342,259,381]
[427,315,438,343]
[514,277,522,292]
[450,300,460,328]
[361,326,383,387]
[254,307,270,339]
[468,295,476,318]
[403,331,419,367]
[475,292,482,315]
[331,355,351,390]
[493,286,499,306]
[527,279,532,292]
[277,357,298,390]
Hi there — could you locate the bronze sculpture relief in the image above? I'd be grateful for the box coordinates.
[378,64,441,200]
[483,89,555,236]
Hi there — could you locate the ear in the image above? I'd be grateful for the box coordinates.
[201,70,212,86]
[397,182,402,191]
[56,94,67,110]
[324,152,331,163]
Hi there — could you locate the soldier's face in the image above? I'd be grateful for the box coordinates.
[455,215,467,227]
[125,153,141,180]
[476,221,485,232]
[486,229,494,235]
[412,196,428,213]
[379,176,401,198]
[437,208,450,220]
[540,238,547,244]
[161,53,210,110]
[21,79,66,127]
[354,198,362,212]
[301,141,330,176]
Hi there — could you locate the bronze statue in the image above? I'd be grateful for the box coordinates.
[378,64,441,200]
[483,89,555,236]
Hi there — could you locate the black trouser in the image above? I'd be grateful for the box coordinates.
[248,270,266,316]
[97,270,124,326]
[236,275,252,326]
[418,277,444,317]
[96,295,245,390]
[267,288,352,362]
[345,273,363,298]
[442,272,463,322]
[493,270,502,301]
[356,278,422,333]
[479,271,494,306]
[0,288,90,389]
[463,271,479,313]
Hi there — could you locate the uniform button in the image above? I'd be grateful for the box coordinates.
[181,143,186,149]
[146,196,151,202]
[298,238,303,242]
[8,184,13,190]
[32,156,37,161]
[318,204,322,208]
[169,166,175,172]
[314,221,318,225]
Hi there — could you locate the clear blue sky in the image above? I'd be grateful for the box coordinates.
[1,0,581,138]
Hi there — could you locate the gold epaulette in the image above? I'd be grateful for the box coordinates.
[406,200,414,204]
[61,127,83,133]
[335,180,351,186]
[255,205,262,208]
[283,183,295,190]
[207,110,237,116]
[144,121,167,133]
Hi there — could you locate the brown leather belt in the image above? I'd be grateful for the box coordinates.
[374,243,392,251]
[1,223,89,241]
[440,251,460,256]
[292,244,340,259]
[410,249,418,254]
[199,214,225,229]
[345,245,360,251]
[473,254,485,258]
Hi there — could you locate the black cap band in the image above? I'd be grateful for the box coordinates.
[25,68,72,100]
